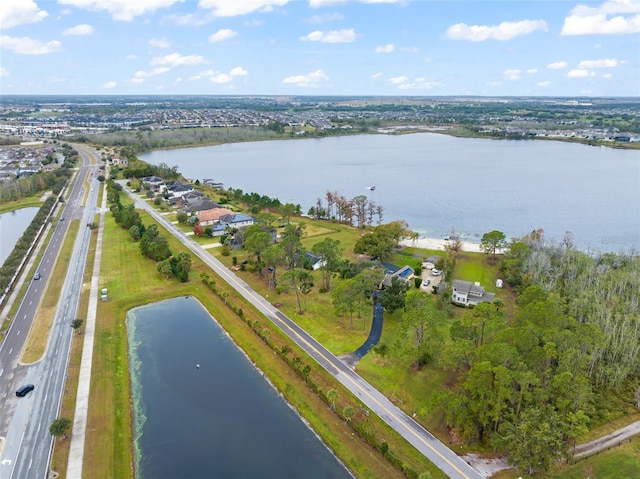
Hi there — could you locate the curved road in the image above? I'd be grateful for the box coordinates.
[122,185,483,479]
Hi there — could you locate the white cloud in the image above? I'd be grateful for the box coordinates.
[547,61,568,69]
[282,69,329,87]
[0,0,48,29]
[102,81,117,88]
[486,81,503,87]
[305,12,344,24]
[503,69,522,80]
[209,29,238,43]
[190,67,248,84]
[150,53,206,67]
[577,58,626,68]
[210,73,233,84]
[526,68,538,74]
[310,0,405,5]
[0,67,8,77]
[375,44,394,53]
[561,0,640,35]
[63,24,94,36]
[58,0,183,22]
[230,66,248,76]
[149,38,171,48]
[446,19,548,41]
[537,81,551,87]
[198,0,290,17]
[602,73,613,79]
[397,79,439,90]
[300,29,356,43]
[387,76,408,85]
[0,35,61,55]
[567,69,595,78]
[131,66,171,83]
[385,75,439,90]
[371,72,383,79]
[127,54,137,60]
[244,19,264,27]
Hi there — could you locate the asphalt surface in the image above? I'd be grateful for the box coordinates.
[0,149,101,479]
[122,184,483,479]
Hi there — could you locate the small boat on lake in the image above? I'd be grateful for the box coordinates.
[367,185,376,191]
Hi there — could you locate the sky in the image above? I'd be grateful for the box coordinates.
[0,0,639,97]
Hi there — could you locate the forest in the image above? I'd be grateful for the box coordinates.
[432,230,639,475]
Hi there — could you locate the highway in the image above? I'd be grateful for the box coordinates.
[0,147,101,479]
[122,185,483,479]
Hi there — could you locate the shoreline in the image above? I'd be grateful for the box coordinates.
[400,236,483,253]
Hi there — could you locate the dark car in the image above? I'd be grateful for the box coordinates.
[16,384,35,397]
[34,273,41,280]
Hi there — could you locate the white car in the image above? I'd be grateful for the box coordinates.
[431,269,442,276]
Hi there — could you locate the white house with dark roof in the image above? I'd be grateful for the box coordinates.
[452,280,495,307]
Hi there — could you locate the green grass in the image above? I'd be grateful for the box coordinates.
[0,194,45,214]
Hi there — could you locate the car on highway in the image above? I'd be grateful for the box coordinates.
[16,384,35,397]
[431,269,442,276]
[34,272,41,280]
[60,216,65,221]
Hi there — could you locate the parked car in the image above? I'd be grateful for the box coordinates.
[422,279,431,287]
[16,384,35,397]
[431,269,442,276]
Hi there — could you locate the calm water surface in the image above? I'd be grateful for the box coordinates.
[0,207,38,264]
[142,133,640,251]
[127,297,352,479]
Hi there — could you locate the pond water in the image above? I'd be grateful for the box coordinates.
[141,133,640,252]
[0,207,39,265]
[127,296,352,479]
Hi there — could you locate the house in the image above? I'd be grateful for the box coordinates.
[380,264,414,288]
[196,207,234,226]
[182,196,220,213]
[111,157,129,166]
[141,176,164,191]
[166,182,194,198]
[302,252,327,270]
[452,280,495,307]
[200,212,255,236]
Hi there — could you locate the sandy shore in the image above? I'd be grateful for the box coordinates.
[399,236,483,253]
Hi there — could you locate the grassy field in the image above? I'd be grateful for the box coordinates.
[0,194,45,214]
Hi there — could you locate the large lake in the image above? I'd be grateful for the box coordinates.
[127,297,352,479]
[141,133,640,251]
[0,207,39,264]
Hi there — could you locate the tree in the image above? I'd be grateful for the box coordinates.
[343,405,355,424]
[480,230,507,261]
[326,388,338,411]
[157,260,173,279]
[176,211,188,224]
[70,318,83,333]
[243,226,273,276]
[49,417,72,440]
[282,268,314,314]
[397,290,444,367]
[380,277,409,313]
[311,238,343,292]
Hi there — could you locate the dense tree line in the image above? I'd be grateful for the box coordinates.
[0,166,72,203]
[353,221,412,261]
[427,231,639,476]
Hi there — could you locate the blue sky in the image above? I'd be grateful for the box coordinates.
[1,0,639,97]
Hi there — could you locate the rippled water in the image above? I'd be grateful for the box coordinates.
[142,133,640,252]
[127,297,352,479]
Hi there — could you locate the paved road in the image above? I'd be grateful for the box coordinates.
[123,185,483,479]
[0,149,101,479]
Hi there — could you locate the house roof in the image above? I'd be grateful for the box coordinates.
[453,280,495,302]
[197,207,234,222]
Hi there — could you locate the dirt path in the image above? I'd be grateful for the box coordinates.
[572,420,640,459]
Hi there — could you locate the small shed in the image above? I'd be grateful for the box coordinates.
[496,279,503,288]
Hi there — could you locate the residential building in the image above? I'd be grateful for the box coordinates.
[452,280,495,307]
